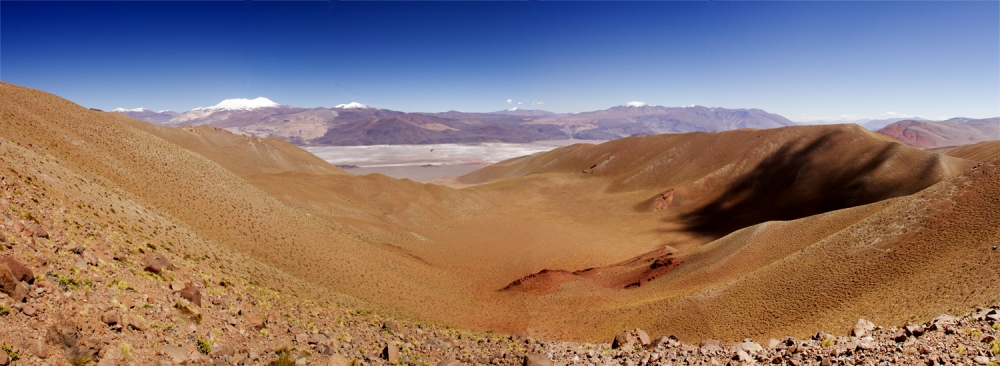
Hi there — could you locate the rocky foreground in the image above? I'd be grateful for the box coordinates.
[1,168,999,366]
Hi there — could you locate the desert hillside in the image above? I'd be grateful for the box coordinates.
[1,82,998,366]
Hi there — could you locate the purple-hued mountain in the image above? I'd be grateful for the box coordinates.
[116,99,796,146]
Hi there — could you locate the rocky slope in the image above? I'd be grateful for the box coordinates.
[4,82,1000,363]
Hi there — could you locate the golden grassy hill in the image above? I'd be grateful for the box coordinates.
[942,140,1000,162]
[1,82,993,344]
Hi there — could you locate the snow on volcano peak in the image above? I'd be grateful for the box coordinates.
[113,107,148,113]
[194,97,279,111]
[624,101,649,107]
[507,107,520,111]
[334,102,369,109]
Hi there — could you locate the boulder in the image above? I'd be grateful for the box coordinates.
[102,310,120,325]
[27,338,49,359]
[736,341,763,353]
[381,344,400,364]
[612,331,635,349]
[0,263,17,298]
[22,304,36,316]
[383,321,400,333]
[180,283,202,307]
[437,359,463,366]
[699,339,724,353]
[851,319,875,338]
[46,319,80,350]
[904,324,925,337]
[142,253,174,274]
[765,339,782,349]
[892,329,908,342]
[162,345,189,364]
[81,249,99,266]
[12,282,28,302]
[523,354,553,366]
[328,354,349,366]
[0,256,33,283]
[295,333,310,344]
[125,314,148,331]
[734,350,751,362]
[28,222,48,238]
[309,334,329,345]
[210,344,235,359]
[0,350,8,365]
[930,314,958,330]
[634,328,651,346]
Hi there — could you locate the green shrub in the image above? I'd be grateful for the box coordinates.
[1,344,20,362]
[269,347,294,366]
[197,338,212,355]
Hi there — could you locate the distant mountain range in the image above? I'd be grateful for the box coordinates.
[876,117,1000,148]
[115,99,795,145]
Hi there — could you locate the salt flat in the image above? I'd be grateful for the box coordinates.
[305,140,604,181]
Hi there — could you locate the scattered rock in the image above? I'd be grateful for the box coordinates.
[904,324,925,337]
[383,320,400,334]
[0,256,33,283]
[9,281,28,303]
[27,222,48,238]
[612,331,636,349]
[734,350,751,362]
[700,339,724,353]
[102,310,120,325]
[0,263,17,298]
[382,344,400,363]
[21,303,36,316]
[852,319,875,338]
[327,354,349,366]
[162,345,189,364]
[142,253,174,274]
[125,314,148,331]
[635,328,651,346]
[893,329,908,342]
[81,249,99,266]
[179,282,201,307]
[210,343,235,359]
[26,338,49,359]
[930,314,958,330]
[736,341,763,353]
[309,333,329,345]
[523,353,553,366]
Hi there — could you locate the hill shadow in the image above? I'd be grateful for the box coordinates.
[672,131,915,239]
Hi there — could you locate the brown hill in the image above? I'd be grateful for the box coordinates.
[3,82,995,348]
[877,118,1000,148]
[941,140,1000,162]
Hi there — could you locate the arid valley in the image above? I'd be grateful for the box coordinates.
[2,0,999,365]
[0,81,998,366]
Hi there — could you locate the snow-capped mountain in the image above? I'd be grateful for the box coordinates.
[194,97,279,111]
[113,107,149,112]
[334,102,369,109]
[624,101,652,107]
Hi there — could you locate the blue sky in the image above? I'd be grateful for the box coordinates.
[1,1,998,121]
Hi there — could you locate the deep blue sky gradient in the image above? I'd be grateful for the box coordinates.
[2,1,998,121]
